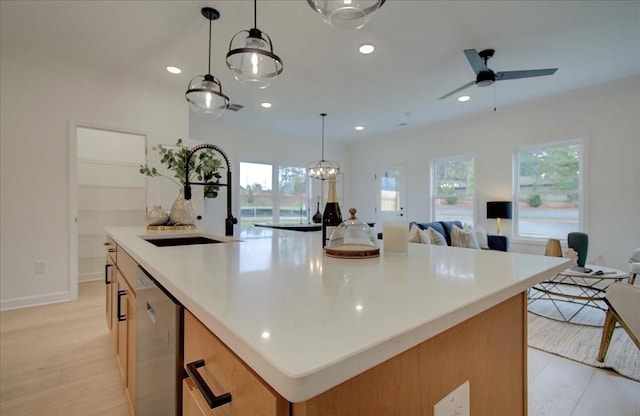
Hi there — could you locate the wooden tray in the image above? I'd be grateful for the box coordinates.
[324,244,380,259]
[146,224,196,231]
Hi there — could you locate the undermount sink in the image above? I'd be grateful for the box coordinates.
[141,235,227,247]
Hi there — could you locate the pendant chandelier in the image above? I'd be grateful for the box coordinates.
[306,0,386,30]
[226,0,283,89]
[185,7,230,116]
[306,113,340,180]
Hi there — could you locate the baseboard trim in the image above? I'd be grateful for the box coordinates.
[0,290,74,312]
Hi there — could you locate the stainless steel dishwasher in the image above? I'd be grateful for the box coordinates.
[135,266,183,416]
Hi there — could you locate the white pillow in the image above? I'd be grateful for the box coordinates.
[408,224,422,243]
[409,224,432,244]
[452,224,480,249]
[630,248,640,263]
[418,228,431,245]
[466,224,489,249]
[428,227,447,246]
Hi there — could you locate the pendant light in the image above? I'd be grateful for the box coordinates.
[185,7,230,116]
[226,0,283,89]
[306,0,386,30]
[306,114,340,180]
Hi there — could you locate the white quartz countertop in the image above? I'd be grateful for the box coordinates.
[106,226,570,403]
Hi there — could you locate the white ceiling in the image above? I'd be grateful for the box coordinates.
[2,0,639,142]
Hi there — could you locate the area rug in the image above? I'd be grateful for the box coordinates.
[528,311,640,382]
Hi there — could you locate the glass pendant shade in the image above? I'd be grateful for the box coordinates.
[184,7,230,116]
[306,113,340,180]
[185,74,230,116]
[306,160,341,180]
[307,0,386,30]
[226,28,283,89]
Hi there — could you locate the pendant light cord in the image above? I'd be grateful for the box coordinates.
[254,0,257,29]
[208,16,212,74]
[321,114,326,161]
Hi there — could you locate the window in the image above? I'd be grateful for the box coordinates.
[239,162,309,228]
[514,140,583,239]
[432,155,475,225]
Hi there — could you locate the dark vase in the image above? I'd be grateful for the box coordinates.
[312,202,322,223]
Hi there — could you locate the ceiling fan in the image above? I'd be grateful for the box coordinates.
[439,49,558,100]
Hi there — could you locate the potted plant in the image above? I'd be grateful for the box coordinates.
[139,139,223,224]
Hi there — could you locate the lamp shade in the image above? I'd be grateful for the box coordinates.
[487,201,513,219]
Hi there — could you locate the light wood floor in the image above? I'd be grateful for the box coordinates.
[1,281,638,416]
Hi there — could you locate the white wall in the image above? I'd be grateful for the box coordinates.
[344,76,640,270]
[0,56,189,310]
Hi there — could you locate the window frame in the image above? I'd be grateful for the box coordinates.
[430,153,476,226]
[512,138,586,241]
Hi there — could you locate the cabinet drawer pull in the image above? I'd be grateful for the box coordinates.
[105,264,112,285]
[185,359,232,409]
[117,290,126,322]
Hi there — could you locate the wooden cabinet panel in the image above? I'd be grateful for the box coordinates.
[183,378,232,416]
[116,245,138,292]
[183,311,289,416]
[108,242,137,416]
[292,293,527,416]
[116,272,129,384]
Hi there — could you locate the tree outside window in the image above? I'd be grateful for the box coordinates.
[515,140,583,238]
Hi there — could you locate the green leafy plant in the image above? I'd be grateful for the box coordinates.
[527,193,542,208]
[139,139,222,198]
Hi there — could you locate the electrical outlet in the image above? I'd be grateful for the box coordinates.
[434,380,470,416]
[35,261,46,274]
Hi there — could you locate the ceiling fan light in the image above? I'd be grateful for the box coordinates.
[185,74,230,116]
[307,0,386,30]
[226,28,283,89]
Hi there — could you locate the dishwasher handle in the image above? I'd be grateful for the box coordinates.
[185,359,232,409]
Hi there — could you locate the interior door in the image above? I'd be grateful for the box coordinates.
[375,164,407,233]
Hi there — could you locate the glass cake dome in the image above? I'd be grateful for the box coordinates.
[325,208,379,258]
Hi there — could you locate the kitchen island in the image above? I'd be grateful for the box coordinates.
[106,226,570,415]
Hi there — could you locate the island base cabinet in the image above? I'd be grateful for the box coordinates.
[292,293,528,416]
[183,311,289,416]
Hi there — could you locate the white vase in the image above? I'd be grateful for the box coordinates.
[145,205,169,225]
[170,191,195,225]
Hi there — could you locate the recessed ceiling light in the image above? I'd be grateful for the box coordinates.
[166,66,182,74]
[358,44,375,55]
[261,102,272,108]
[355,126,364,131]
[458,95,471,102]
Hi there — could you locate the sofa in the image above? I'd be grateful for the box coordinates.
[410,220,509,252]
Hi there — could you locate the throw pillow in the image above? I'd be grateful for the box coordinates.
[428,227,447,246]
[408,224,422,243]
[630,248,640,263]
[467,224,489,249]
[452,224,480,249]
[418,228,431,245]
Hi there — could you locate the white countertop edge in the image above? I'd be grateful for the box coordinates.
[113,229,571,402]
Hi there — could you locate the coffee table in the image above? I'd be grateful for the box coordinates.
[528,264,629,326]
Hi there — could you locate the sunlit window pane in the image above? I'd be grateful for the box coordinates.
[515,141,582,238]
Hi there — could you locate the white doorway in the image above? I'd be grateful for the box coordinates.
[71,125,146,290]
[375,164,407,233]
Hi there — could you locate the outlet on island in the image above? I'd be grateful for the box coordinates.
[434,380,470,416]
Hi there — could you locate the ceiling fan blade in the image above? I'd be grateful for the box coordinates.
[464,49,488,74]
[496,68,558,80]
[438,80,476,100]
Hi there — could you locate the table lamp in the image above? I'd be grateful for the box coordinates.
[487,201,512,235]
